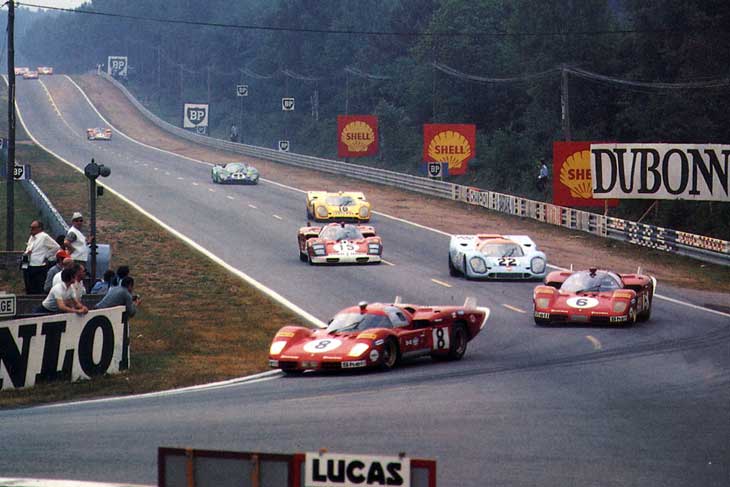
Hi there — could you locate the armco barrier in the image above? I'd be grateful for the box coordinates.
[98,73,730,266]
[19,179,69,238]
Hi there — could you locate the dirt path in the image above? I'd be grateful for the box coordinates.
[73,74,730,304]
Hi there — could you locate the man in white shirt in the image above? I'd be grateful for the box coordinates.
[64,212,93,265]
[36,268,88,315]
[23,220,60,294]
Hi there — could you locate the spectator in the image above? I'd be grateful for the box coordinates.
[95,276,139,318]
[91,269,115,295]
[55,234,66,251]
[230,124,239,142]
[23,220,61,294]
[64,212,93,265]
[110,265,130,287]
[44,249,71,293]
[536,158,549,193]
[70,263,87,306]
[34,268,88,315]
[52,257,75,288]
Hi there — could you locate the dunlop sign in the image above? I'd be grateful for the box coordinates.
[107,56,128,77]
[305,452,410,487]
[0,294,15,317]
[0,308,128,390]
[591,143,730,201]
[183,103,209,129]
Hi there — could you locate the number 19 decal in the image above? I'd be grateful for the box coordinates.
[432,328,450,350]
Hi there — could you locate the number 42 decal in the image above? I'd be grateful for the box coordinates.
[432,328,450,350]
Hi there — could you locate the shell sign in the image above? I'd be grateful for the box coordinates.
[553,142,618,208]
[338,115,378,158]
[423,124,476,176]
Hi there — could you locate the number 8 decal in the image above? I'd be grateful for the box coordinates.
[432,327,450,350]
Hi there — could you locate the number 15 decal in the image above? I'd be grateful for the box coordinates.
[432,327,450,350]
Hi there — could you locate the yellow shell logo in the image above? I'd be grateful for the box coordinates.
[427,131,472,168]
[559,150,593,199]
[341,121,375,152]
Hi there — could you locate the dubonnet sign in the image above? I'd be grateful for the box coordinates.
[0,307,128,390]
[553,142,619,208]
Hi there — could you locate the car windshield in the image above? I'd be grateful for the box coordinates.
[326,312,394,333]
[560,271,621,293]
[224,163,247,172]
[320,225,363,241]
[479,242,524,257]
[325,195,355,206]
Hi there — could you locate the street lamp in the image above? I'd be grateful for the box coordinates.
[84,159,111,285]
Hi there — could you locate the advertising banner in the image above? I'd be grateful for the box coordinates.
[553,142,618,208]
[182,103,209,134]
[423,124,476,175]
[107,56,128,78]
[0,307,128,390]
[305,452,411,487]
[338,115,379,158]
[590,143,730,201]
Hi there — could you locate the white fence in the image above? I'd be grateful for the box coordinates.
[99,73,730,266]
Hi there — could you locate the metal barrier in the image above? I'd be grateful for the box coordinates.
[99,73,730,266]
[19,179,69,238]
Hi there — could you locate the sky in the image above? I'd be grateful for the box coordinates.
[21,0,86,10]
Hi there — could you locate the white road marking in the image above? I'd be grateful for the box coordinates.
[381,259,395,266]
[37,78,80,137]
[0,478,153,487]
[226,195,235,200]
[177,177,183,180]
[165,171,170,176]
[248,204,257,209]
[502,304,526,314]
[431,278,452,288]
[192,182,199,186]
[153,167,158,171]
[209,188,215,192]
[273,214,283,220]
[586,335,603,350]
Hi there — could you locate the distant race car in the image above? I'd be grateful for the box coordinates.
[14,67,29,76]
[37,66,54,75]
[22,70,39,80]
[86,128,112,140]
[533,267,656,326]
[298,222,382,264]
[306,191,371,222]
[449,234,547,280]
[211,162,259,184]
[269,297,490,374]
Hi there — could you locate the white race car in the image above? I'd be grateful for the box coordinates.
[448,234,547,280]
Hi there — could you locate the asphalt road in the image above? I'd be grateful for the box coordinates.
[1,75,728,487]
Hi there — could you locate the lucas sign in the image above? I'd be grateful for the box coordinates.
[0,308,128,390]
[590,143,730,201]
[305,452,410,487]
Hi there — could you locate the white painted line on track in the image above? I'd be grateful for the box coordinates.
[586,335,603,350]
[165,171,170,176]
[248,204,257,209]
[381,259,395,266]
[13,84,326,345]
[273,214,283,220]
[153,167,158,171]
[431,278,452,288]
[0,478,152,487]
[177,176,183,180]
[503,304,526,314]
[226,195,235,200]
[192,182,199,186]
[37,78,80,137]
[209,188,215,192]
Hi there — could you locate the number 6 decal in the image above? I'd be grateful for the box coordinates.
[432,327,450,350]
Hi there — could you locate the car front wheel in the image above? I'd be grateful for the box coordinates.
[381,338,400,370]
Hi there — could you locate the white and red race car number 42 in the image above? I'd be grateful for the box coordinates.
[432,327,450,350]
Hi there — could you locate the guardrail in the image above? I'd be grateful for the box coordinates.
[99,72,730,266]
[19,179,69,238]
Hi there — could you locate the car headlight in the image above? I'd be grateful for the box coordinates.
[536,297,551,308]
[469,257,487,273]
[269,341,287,355]
[531,257,546,274]
[359,206,370,218]
[613,301,628,313]
[312,244,326,256]
[348,343,370,357]
[316,206,328,218]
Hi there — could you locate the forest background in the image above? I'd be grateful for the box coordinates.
[7,0,730,238]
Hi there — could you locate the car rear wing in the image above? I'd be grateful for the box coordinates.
[394,295,478,309]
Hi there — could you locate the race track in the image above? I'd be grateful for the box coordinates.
[1,74,729,487]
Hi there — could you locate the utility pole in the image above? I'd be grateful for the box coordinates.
[179,64,184,109]
[345,70,349,115]
[207,65,211,104]
[561,64,572,141]
[5,0,16,251]
[156,45,161,107]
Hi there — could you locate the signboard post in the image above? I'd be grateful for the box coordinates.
[278,140,290,152]
[182,103,209,135]
[281,97,295,111]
